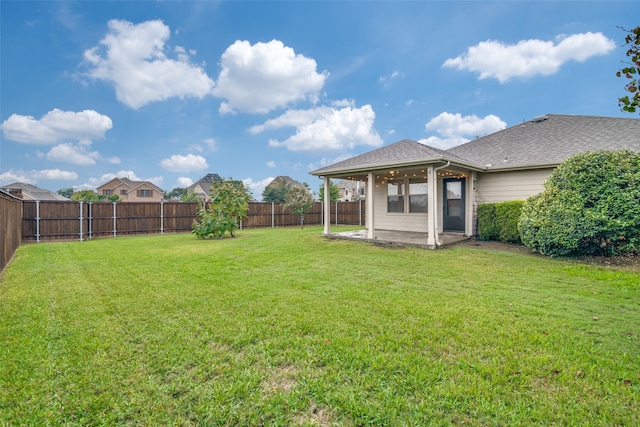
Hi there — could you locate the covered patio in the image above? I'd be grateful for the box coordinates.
[311,140,483,249]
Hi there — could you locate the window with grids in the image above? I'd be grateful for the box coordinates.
[137,189,153,197]
[103,189,112,196]
[120,189,127,195]
[409,179,428,213]
[387,181,404,213]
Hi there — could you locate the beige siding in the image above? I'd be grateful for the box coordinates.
[476,168,553,204]
[372,178,429,232]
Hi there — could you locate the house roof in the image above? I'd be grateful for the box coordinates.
[1,182,69,201]
[310,114,640,177]
[98,177,164,193]
[310,139,471,176]
[188,173,222,195]
[448,114,640,170]
[267,175,307,189]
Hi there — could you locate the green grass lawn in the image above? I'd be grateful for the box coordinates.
[1,226,639,426]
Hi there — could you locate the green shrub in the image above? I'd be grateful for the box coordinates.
[477,201,524,243]
[191,207,234,239]
[518,150,640,257]
[477,204,499,241]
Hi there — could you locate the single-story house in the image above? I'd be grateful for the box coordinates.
[310,114,640,248]
[0,182,69,201]
[187,173,223,202]
[97,177,164,202]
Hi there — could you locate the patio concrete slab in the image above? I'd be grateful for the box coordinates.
[326,229,470,249]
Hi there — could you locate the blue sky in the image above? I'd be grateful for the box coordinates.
[1,1,636,199]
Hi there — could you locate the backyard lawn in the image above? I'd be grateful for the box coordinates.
[1,226,638,426]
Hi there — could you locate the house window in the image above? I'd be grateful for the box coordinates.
[103,189,112,196]
[120,189,127,195]
[137,189,153,197]
[387,181,404,213]
[409,179,428,213]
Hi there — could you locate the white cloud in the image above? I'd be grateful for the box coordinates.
[242,176,274,201]
[378,70,402,85]
[213,39,328,114]
[1,109,112,144]
[45,141,121,165]
[443,32,615,83]
[189,137,218,153]
[418,112,506,149]
[252,105,383,152]
[266,161,276,168]
[159,153,208,172]
[83,19,215,109]
[177,176,193,187]
[0,169,78,186]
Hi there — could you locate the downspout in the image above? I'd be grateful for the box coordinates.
[432,161,450,246]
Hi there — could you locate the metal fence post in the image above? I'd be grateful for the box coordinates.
[88,202,93,239]
[79,201,84,242]
[113,202,117,238]
[36,200,40,243]
[160,201,164,234]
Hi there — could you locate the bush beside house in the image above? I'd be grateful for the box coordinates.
[477,201,524,244]
[518,150,640,257]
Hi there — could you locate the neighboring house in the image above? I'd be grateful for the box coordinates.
[265,176,310,194]
[0,182,69,201]
[187,173,223,202]
[97,177,164,202]
[311,114,640,248]
[335,179,366,201]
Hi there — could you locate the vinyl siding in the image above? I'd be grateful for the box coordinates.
[476,168,553,204]
[372,178,429,232]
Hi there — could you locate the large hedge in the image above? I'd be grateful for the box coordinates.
[518,150,640,257]
[477,200,524,243]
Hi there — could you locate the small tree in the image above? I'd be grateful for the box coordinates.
[180,191,200,202]
[518,150,640,257]
[616,25,640,114]
[165,187,187,200]
[262,181,291,202]
[57,187,74,199]
[319,181,340,202]
[284,187,315,229]
[192,177,252,238]
[71,190,104,202]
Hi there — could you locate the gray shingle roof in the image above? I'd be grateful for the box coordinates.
[1,182,69,201]
[311,139,466,176]
[310,115,640,176]
[447,114,640,169]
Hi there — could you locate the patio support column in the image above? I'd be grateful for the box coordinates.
[323,176,331,235]
[366,172,375,239]
[466,171,476,236]
[427,165,436,247]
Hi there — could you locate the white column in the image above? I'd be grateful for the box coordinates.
[466,171,476,236]
[323,176,331,235]
[427,166,436,247]
[366,172,375,239]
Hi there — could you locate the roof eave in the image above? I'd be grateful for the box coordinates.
[484,161,560,172]
[310,156,484,177]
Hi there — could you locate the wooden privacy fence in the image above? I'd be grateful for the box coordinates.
[1,191,23,271]
[20,200,365,243]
